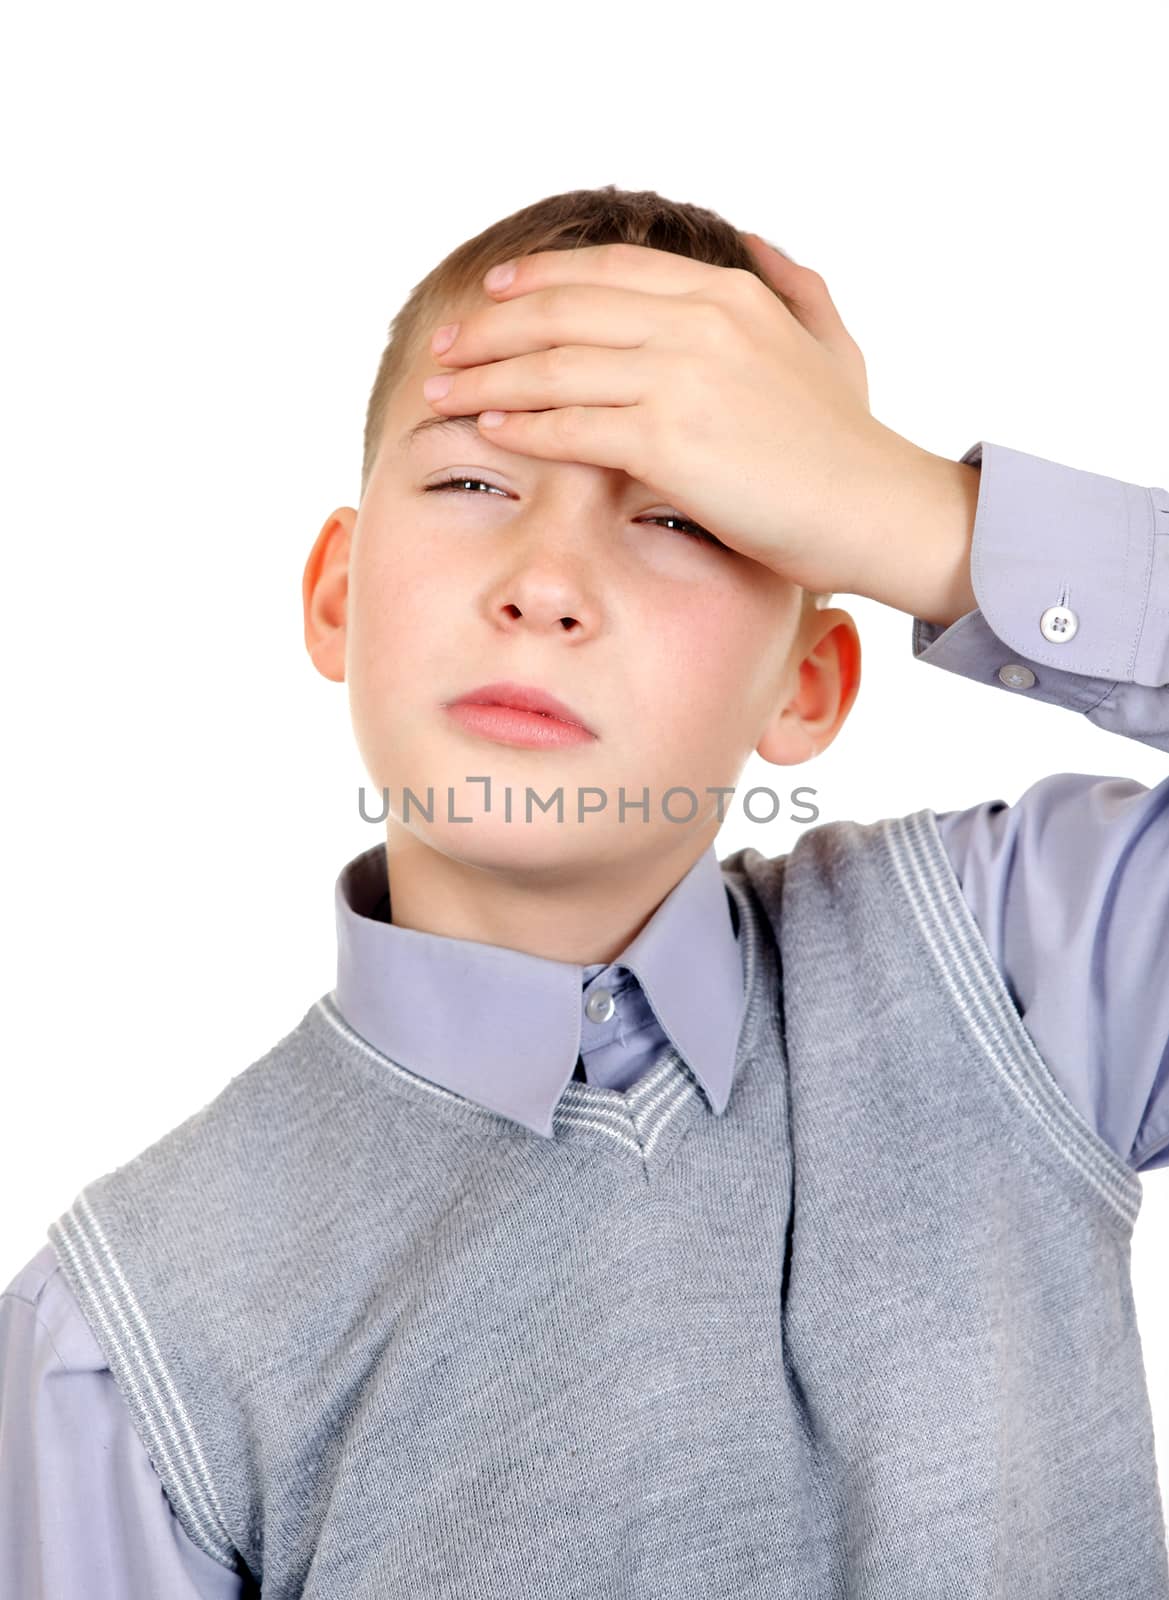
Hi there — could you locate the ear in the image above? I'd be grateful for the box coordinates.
[302,507,355,684]
[755,607,862,766]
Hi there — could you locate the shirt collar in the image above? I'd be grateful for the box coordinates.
[333,841,747,1139]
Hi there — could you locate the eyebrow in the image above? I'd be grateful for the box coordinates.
[399,413,489,451]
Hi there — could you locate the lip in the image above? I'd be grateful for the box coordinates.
[447,681,594,732]
[444,680,598,748]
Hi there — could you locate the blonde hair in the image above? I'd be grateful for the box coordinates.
[360,184,832,606]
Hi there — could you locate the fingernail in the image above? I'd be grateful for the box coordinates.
[479,411,506,428]
[431,322,459,355]
[484,260,516,291]
[423,374,452,400]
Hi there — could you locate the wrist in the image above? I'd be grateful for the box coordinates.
[848,433,981,625]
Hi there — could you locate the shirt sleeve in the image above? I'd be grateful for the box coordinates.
[912,440,1169,751]
[0,1241,247,1600]
[914,440,1169,1175]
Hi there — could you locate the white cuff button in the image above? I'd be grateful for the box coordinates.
[998,663,1036,689]
[1039,604,1078,643]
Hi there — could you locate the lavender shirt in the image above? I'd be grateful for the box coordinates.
[2,438,1167,1599]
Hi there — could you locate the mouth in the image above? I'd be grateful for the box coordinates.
[443,680,598,750]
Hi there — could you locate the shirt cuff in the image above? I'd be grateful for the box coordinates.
[918,440,1168,688]
[912,608,1122,720]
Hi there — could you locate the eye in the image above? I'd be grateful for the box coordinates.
[636,512,726,548]
[425,475,509,497]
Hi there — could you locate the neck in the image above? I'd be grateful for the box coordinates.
[380,820,717,965]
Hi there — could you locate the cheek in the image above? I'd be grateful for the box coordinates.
[635,580,794,781]
[348,539,439,687]
[345,543,447,784]
[649,589,769,718]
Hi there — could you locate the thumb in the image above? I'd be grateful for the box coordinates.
[742,233,854,352]
[742,232,869,406]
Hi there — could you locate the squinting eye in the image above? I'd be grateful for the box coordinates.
[637,512,725,547]
[426,475,508,497]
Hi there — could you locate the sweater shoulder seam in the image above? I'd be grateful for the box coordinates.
[46,1196,245,1575]
[880,807,1142,1233]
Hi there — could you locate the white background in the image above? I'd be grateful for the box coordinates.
[3,0,1167,1528]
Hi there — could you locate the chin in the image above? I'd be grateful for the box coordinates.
[412,811,646,880]
[421,816,591,869]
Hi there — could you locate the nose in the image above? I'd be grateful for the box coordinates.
[483,531,603,639]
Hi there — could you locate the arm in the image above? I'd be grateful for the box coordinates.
[0,1243,247,1600]
[896,440,1168,1172]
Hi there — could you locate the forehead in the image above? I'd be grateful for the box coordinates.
[406,289,489,374]
[386,291,492,429]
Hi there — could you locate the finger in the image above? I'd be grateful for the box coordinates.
[742,234,856,355]
[433,283,668,370]
[470,403,645,477]
[425,344,649,420]
[480,240,721,305]
[743,234,799,263]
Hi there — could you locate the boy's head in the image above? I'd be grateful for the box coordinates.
[303,186,860,905]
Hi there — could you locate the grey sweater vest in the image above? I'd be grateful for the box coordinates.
[48,809,1169,1598]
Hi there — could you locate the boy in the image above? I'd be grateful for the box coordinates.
[2,186,1167,1597]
